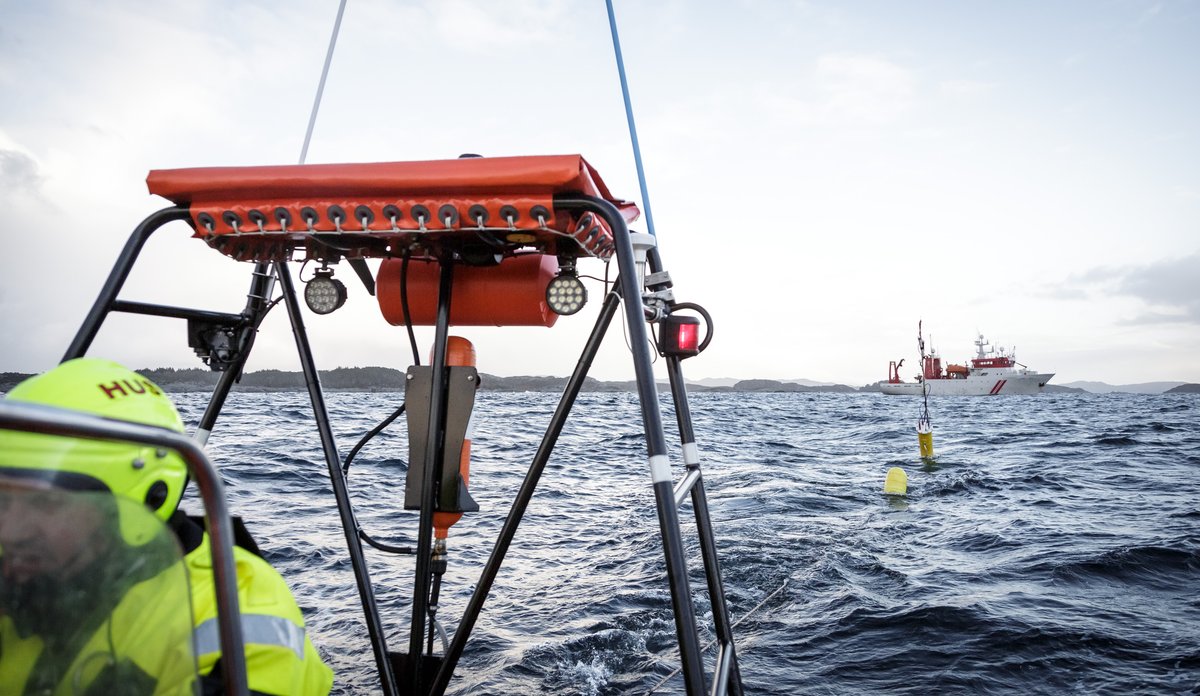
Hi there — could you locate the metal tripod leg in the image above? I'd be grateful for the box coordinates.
[556,195,744,695]
[665,356,743,696]
[430,290,623,695]
[563,196,707,694]
[276,262,400,696]
[407,257,455,694]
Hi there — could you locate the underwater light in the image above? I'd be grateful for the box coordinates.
[304,267,347,315]
[546,271,587,316]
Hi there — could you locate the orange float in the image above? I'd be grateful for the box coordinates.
[378,254,558,327]
[434,336,476,540]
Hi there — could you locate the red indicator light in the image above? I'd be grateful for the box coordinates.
[677,322,699,352]
[658,314,702,358]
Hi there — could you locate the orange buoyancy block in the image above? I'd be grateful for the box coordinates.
[378,254,558,327]
[435,336,477,539]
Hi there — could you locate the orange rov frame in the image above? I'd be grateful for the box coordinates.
[65,154,740,696]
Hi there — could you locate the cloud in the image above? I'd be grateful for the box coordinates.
[816,53,915,124]
[1115,252,1200,319]
[753,52,916,128]
[424,0,571,51]
[939,79,994,98]
[1116,310,1190,326]
[1135,2,1164,27]
[1057,251,1200,324]
[0,130,41,195]
[1035,286,1089,301]
[0,149,40,192]
[1171,185,1200,201]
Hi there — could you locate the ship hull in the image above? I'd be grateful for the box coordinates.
[878,372,1054,395]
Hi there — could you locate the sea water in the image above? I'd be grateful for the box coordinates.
[176,390,1200,695]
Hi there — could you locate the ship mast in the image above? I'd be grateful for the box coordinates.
[974,333,992,360]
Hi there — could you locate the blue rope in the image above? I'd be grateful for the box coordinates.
[605,0,657,239]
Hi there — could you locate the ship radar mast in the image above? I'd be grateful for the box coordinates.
[974,333,993,360]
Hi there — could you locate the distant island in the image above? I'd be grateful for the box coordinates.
[2,367,1196,395]
[0,368,857,394]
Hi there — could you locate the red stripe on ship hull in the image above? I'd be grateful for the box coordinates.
[990,380,1007,395]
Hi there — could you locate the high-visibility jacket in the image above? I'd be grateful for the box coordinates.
[186,533,334,696]
[0,557,196,696]
[0,535,334,696]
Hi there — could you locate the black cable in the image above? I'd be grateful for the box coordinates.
[472,228,507,249]
[342,402,415,555]
[426,571,443,654]
[360,529,413,555]
[920,382,932,429]
[342,403,406,476]
[400,252,420,366]
[308,233,356,253]
[339,252,420,554]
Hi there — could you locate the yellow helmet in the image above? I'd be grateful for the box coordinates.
[0,358,189,543]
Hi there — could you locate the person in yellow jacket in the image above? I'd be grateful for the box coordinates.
[0,358,334,695]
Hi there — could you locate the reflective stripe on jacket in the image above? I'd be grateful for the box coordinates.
[186,533,333,696]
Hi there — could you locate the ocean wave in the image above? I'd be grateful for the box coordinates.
[167,390,1199,695]
[1051,544,1200,588]
[1092,434,1140,446]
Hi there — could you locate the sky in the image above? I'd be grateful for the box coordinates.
[1,0,1197,387]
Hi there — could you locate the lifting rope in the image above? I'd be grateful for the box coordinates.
[299,0,348,165]
[605,0,658,240]
[643,574,791,695]
[916,321,934,459]
[290,6,405,695]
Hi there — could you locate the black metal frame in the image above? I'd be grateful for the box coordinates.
[63,193,742,695]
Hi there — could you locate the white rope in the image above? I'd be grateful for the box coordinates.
[643,576,792,695]
[640,508,885,695]
[299,0,348,165]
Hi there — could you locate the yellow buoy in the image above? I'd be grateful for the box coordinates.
[917,420,934,459]
[883,467,908,495]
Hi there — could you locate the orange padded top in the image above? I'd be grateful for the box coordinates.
[147,154,637,218]
[143,155,638,263]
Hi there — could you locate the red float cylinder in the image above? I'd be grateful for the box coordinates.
[377,254,558,327]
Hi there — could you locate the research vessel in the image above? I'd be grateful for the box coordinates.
[880,332,1054,396]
